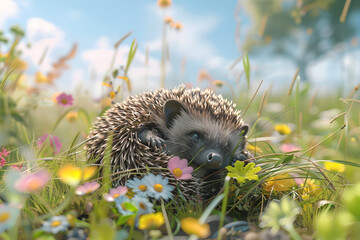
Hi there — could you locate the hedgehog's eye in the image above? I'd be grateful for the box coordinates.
[190,132,201,141]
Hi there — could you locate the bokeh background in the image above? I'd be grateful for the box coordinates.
[1,0,359,97]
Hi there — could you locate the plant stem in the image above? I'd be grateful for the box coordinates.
[161,198,174,240]
[218,176,230,240]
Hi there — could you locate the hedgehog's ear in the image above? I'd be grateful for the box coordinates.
[164,100,188,128]
[239,125,249,136]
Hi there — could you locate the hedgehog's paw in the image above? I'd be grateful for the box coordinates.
[138,125,165,151]
[232,151,253,166]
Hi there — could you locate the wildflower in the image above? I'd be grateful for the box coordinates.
[226,161,261,184]
[0,158,6,167]
[260,197,301,233]
[0,204,19,234]
[75,181,100,196]
[174,22,183,30]
[299,179,322,197]
[52,92,61,103]
[42,215,69,234]
[103,186,128,202]
[263,173,296,194]
[65,111,78,122]
[157,0,171,8]
[115,195,136,216]
[37,134,62,154]
[0,148,10,167]
[126,177,150,195]
[1,148,10,158]
[168,156,193,180]
[35,71,50,84]
[180,217,210,238]
[274,124,292,135]
[142,173,174,201]
[164,16,173,24]
[56,93,74,106]
[132,195,154,215]
[246,144,262,154]
[58,165,97,187]
[11,164,23,171]
[324,161,345,173]
[280,144,301,153]
[14,169,50,193]
[138,212,164,230]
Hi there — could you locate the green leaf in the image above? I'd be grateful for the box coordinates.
[243,53,250,89]
[123,202,138,212]
[226,161,261,184]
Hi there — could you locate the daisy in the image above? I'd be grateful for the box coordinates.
[126,177,150,195]
[42,215,69,234]
[142,173,174,201]
[131,195,154,216]
[0,204,19,234]
[115,195,136,216]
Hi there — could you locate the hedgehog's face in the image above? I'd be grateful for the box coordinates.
[163,100,249,178]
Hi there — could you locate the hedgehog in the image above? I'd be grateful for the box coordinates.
[86,85,251,199]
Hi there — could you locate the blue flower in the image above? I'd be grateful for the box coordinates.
[142,173,174,201]
[115,195,137,216]
[0,204,19,234]
[132,195,154,216]
[42,215,69,234]
[126,177,150,196]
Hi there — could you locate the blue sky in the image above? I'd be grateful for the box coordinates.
[1,0,359,96]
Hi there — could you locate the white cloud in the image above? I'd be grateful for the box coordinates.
[0,0,19,27]
[81,36,162,96]
[20,17,66,72]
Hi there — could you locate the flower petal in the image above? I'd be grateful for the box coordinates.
[168,156,180,171]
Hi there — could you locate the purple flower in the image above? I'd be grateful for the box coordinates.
[37,134,62,154]
[56,93,74,106]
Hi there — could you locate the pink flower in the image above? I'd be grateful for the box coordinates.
[280,144,301,153]
[56,93,74,106]
[1,148,10,158]
[11,164,24,171]
[75,181,100,196]
[14,169,50,193]
[103,186,128,202]
[168,156,193,180]
[0,158,6,167]
[37,134,62,154]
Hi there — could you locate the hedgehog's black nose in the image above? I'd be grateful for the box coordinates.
[206,152,222,168]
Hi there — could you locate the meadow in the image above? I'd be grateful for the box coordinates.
[1,1,360,240]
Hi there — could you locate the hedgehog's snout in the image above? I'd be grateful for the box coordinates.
[206,152,223,169]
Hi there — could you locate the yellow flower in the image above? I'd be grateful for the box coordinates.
[65,111,78,122]
[35,71,50,84]
[246,144,262,154]
[263,173,296,193]
[324,162,345,173]
[157,0,171,8]
[100,97,112,108]
[51,92,61,103]
[299,179,321,197]
[173,22,183,31]
[138,212,164,230]
[274,124,292,135]
[58,165,97,187]
[164,16,173,24]
[180,217,210,238]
